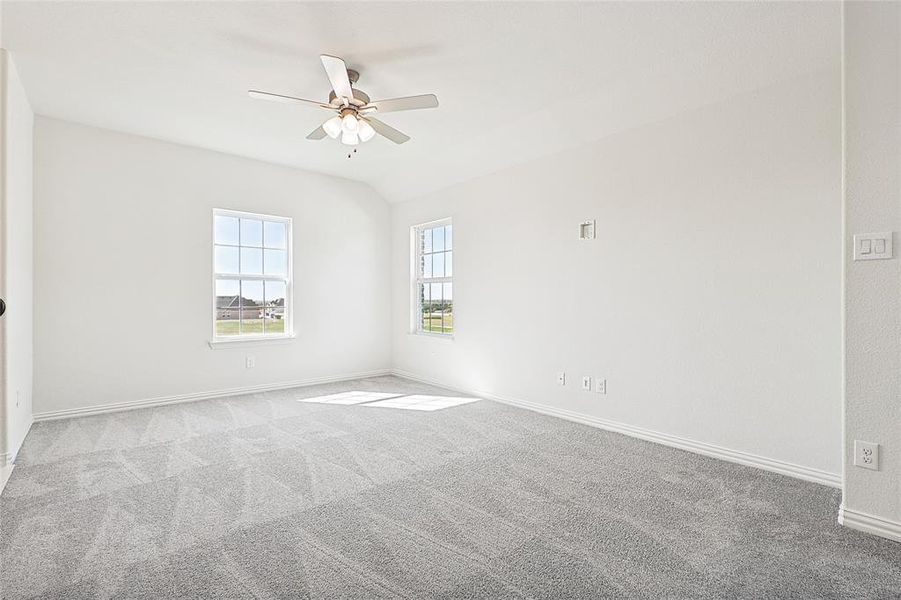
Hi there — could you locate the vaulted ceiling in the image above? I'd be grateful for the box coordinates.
[2,1,840,202]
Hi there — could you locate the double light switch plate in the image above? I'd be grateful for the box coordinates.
[853,233,893,261]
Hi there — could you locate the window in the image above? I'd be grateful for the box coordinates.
[213,209,292,339]
[413,219,453,335]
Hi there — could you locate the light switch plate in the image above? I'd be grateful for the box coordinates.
[581,376,592,391]
[853,233,893,261]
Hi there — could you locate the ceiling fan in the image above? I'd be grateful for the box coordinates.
[249,54,439,147]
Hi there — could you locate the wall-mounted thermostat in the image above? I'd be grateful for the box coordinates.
[579,220,596,240]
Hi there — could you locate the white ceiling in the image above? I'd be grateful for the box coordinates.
[3,1,839,202]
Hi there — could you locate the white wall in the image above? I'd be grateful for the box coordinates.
[33,118,391,415]
[841,1,901,540]
[1,50,34,468]
[391,70,843,481]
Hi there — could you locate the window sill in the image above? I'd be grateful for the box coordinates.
[208,333,296,349]
[408,331,455,341]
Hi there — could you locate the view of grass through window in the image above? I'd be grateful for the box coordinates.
[416,221,453,335]
[214,211,291,337]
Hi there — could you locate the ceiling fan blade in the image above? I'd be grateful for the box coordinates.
[365,117,411,144]
[320,55,354,101]
[364,94,439,114]
[248,90,329,109]
[306,125,327,140]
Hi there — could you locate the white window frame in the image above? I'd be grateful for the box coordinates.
[211,208,294,345]
[411,217,453,337]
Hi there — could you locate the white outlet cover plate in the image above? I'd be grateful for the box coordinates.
[854,440,879,471]
[579,220,596,240]
[596,378,607,394]
[581,376,591,391]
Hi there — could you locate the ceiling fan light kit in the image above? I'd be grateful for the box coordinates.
[249,54,439,151]
[358,120,376,142]
[323,115,342,139]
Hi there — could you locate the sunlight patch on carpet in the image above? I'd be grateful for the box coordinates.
[362,394,479,411]
[297,391,403,405]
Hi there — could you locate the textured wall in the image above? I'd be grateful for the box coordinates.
[842,1,901,528]
[33,118,391,414]
[392,71,842,479]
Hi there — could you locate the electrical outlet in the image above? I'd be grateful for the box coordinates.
[854,440,879,471]
[596,378,606,394]
[581,376,591,391]
[557,372,566,386]
[246,356,256,369]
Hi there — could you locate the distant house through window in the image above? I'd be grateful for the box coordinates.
[412,218,453,335]
[213,209,292,338]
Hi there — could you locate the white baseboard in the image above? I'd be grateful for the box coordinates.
[0,453,14,494]
[390,369,842,489]
[29,367,843,489]
[32,369,392,422]
[839,505,901,544]
[0,417,33,493]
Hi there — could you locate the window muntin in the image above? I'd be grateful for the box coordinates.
[413,219,453,335]
[213,210,292,338]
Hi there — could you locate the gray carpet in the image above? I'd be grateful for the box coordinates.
[2,375,900,599]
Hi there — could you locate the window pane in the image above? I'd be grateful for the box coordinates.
[423,228,432,253]
[241,280,264,335]
[241,280,264,308]
[214,246,239,274]
[432,226,445,252]
[433,252,445,277]
[216,279,240,307]
[431,282,443,303]
[215,279,240,336]
[421,304,430,332]
[423,252,433,277]
[427,302,436,332]
[445,225,452,250]
[264,249,287,275]
[445,251,453,277]
[265,280,286,306]
[266,314,285,334]
[241,219,263,247]
[264,221,287,249]
[441,307,449,334]
[265,280,287,334]
[214,216,239,245]
[240,247,263,274]
[441,282,453,334]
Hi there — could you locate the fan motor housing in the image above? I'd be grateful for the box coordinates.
[329,88,370,107]
[327,68,369,107]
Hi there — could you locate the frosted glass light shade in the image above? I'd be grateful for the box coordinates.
[341,130,359,145]
[341,114,359,133]
[358,120,376,142]
[322,116,342,139]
